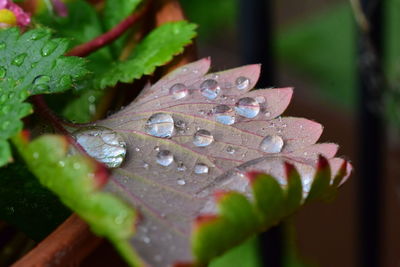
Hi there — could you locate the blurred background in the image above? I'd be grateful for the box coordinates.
[178,0,400,266]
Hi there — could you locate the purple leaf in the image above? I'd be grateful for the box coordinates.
[77,58,352,266]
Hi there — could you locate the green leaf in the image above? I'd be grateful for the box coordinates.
[12,132,142,266]
[98,21,197,89]
[284,163,303,214]
[306,156,331,202]
[250,172,285,227]
[104,0,142,29]
[192,158,349,264]
[36,1,114,122]
[0,28,88,166]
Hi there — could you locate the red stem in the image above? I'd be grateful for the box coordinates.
[67,1,150,57]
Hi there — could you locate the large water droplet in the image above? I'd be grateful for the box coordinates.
[235,76,250,90]
[213,104,235,125]
[235,97,260,118]
[259,135,284,153]
[194,163,209,174]
[200,79,220,99]
[156,150,174,166]
[193,129,214,147]
[0,67,5,79]
[73,126,127,168]
[41,41,57,56]
[169,83,188,99]
[12,53,27,66]
[145,113,174,138]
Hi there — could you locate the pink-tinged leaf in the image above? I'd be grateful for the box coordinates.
[74,58,352,266]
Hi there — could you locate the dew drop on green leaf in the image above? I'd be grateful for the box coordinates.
[41,41,57,56]
[30,31,47,40]
[12,53,27,66]
[31,62,38,69]
[0,67,6,78]
[33,75,51,85]
[0,42,5,49]
[59,75,72,88]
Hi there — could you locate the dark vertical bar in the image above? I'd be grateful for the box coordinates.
[358,0,384,267]
[238,1,282,267]
[238,0,275,87]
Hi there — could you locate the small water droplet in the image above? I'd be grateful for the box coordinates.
[41,41,57,56]
[145,113,174,138]
[235,76,250,90]
[154,146,160,152]
[0,42,5,49]
[169,83,188,99]
[259,135,284,153]
[31,31,46,40]
[143,236,151,244]
[216,115,235,125]
[213,104,235,125]
[194,163,209,174]
[212,74,219,79]
[182,67,188,72]
[0,67,6,78]
[73,126,127,168]
[134,147,140,152]
[177,179,186,185]
[73,162,81,169]
[156,150,174,166]
[193,129,214,147]
[226,146,235,154]
[213,104,231,113]
[58,161,65,167]
[175,120,187,134]
[177,161,186,172]
[255,96,265,103]
[143,162,149,169]
[235,97,260,118]
[12,53,27,66]
[200,79,220,99]
[265,111,271,117]
[33,152,39,159]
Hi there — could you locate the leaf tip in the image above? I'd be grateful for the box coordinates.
[194,214,219,229]
[317,155,329,170]
[93,163,110,188]
[245,171,264,183]
[284,162,296,177]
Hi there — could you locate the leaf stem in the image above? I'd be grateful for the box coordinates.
[67,0,151,57]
